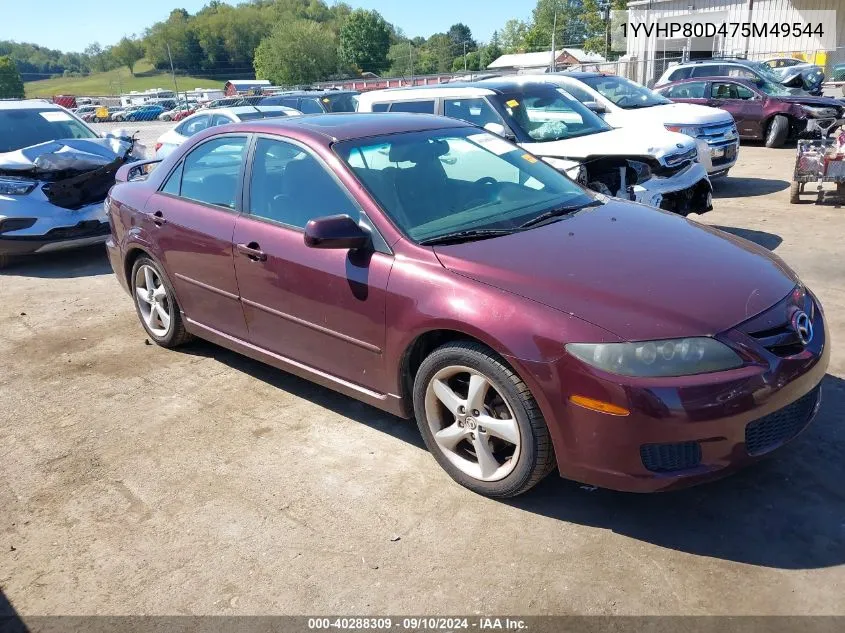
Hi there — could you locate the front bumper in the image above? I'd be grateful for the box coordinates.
[530,299,829,492]
[0,197,110,256]
[695,137,739,177]
[631,162,713,215]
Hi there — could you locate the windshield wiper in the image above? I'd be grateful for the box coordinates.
[419,228,520,246]
[519,200,603,229]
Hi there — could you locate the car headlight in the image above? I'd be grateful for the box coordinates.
[565,338,743,377]
[801,105,837,119]
[665,124,701,138]
[0,177,37,196]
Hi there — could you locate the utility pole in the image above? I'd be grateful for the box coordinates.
[550,5,558,72]
[166,43,180,99]
[463,41,468,71]
[409,41,414,83]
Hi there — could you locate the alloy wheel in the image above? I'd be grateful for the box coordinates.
[424,365,521,482]
[134,264,172,338]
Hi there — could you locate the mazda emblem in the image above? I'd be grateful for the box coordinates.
[792,311,813,346]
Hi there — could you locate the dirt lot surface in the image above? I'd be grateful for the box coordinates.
[1,143,844,616]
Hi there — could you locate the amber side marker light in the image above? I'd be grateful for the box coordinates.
[569,395,630,416]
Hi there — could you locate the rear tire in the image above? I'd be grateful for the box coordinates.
[130,256,191,348]
[412,341,555,498]
[765,115,789,148]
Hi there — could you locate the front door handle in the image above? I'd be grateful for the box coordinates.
[152,210,167,226]
[236,242,267,262]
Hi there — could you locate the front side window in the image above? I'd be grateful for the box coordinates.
[389,100,436,114]
[711,82,756,100]
[580,75,671,109]
[444,98,506,128]
[249,138,358,228]
[494,87,611,143]
[161,161,183,195]
[0,108,97,153]
[555,82,596,104]
[665,82,707,99]
[298,98,324,114]
[180,136,247,209]
[336,128,592,243]
[692,65,720,78]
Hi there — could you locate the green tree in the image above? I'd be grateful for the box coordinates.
[338,9,391,74]
[254,20,337,85]
[451,50,480,72]
[479,31,503,69]
[446,23,477,58]
[388,41,414,77]
[111,37,144,76]
[0,55,24,98]
[499,19,530,52]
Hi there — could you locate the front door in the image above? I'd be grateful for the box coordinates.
[709,81,762,137]
[148,134,250,339]
[232,136,393,392]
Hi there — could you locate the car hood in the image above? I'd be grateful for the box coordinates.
[617,102,733,126]
[777,95,843,109]
[432,199,798,341]
[523,127,695,164]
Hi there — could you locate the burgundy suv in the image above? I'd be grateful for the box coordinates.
[657,77,844,147]
[105,113,828,497]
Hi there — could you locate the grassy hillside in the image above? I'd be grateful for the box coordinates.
[25,60,225,97]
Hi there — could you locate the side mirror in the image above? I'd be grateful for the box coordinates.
[304,214,370,250]
[583,101,607,114]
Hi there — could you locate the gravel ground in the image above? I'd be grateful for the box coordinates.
[1,144,844,617]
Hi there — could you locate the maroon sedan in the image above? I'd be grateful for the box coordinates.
[105,113,828,497]
[657,77,844,147]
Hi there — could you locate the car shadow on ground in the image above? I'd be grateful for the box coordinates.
[0,590,27,632]
[185,336,844,570]
[181,339,426,450]
[712,176,790,198]
[508,372,845,570]
[710,225,783,250]
[0,246,112,279]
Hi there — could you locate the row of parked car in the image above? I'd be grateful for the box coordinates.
[0,64,832,497]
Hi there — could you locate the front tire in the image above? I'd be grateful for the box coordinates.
[131,256,191,348]
[765,115,789,148]
[412,341,555,498]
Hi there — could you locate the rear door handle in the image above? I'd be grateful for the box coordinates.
[236,242,267,262]
[152,210,167,226]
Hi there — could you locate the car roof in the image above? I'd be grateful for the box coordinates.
[224,112,471,142]
[0,99,59,110]
[659,76,755,86]
[675,58,757,67]
[266,90,358,97]
[358,79,561,102]
[551,71,605,79]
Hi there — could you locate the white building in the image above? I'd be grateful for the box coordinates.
[623,0,845,85]
[487,49,606,74]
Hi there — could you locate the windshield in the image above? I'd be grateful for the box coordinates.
[580,75,671,108]
[325,93,359,113]
[0,108,97,153]
[335,128,593,243]
[758,81,793,96]
[748,62,786,84]
[494,87,611,143]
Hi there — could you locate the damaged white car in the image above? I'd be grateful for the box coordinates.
[0,100,143,268]
[356,80,712,216]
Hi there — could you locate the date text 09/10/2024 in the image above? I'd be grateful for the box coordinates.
[307,617,528,630]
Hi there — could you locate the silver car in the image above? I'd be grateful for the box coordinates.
[0,100,141,268]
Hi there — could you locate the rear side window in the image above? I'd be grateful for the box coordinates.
[664,82,707,99]
[371,103,389,112]
[692,65,721,78]
[280,97,299,109]
[668,67,693,81]
[178,115,211,136]
[389,100,435,114]
[212,114,233,126]
[179,136,248,209]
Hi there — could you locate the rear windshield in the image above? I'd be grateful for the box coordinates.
[0,108,97,153]
[237,110,291,121]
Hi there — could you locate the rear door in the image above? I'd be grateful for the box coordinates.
[146,134,250,339]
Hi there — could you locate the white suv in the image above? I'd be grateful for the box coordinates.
[523,72,739,177]
[357,79,713,216]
